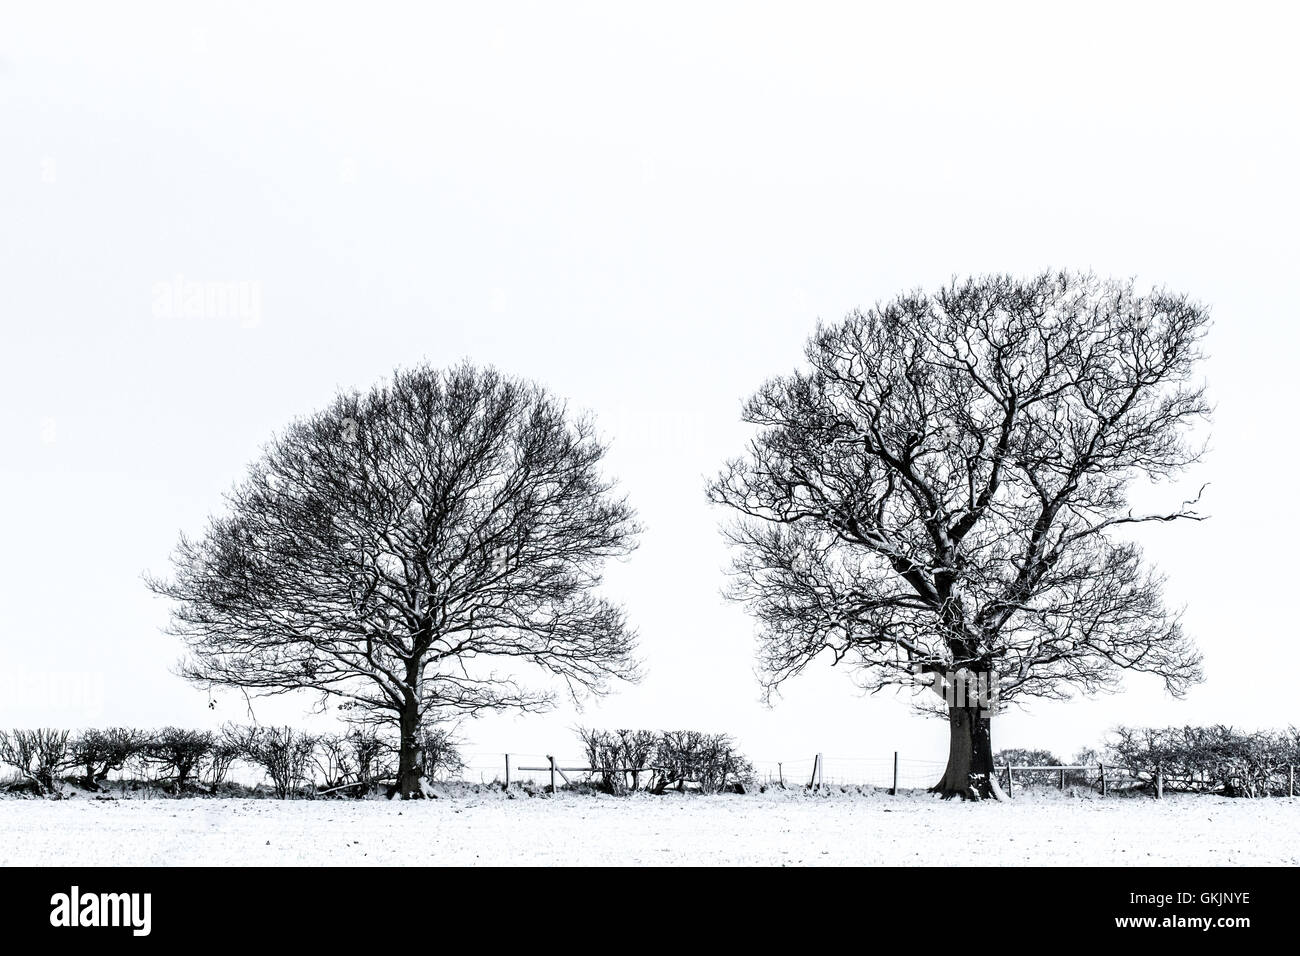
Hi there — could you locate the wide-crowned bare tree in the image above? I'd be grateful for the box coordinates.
[150,363,640,798]
[710,273,1210,799]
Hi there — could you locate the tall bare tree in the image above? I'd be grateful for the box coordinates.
[150,363,640,797]
[709,273,1210,799]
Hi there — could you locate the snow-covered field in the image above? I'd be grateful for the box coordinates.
[2,788,1295,866]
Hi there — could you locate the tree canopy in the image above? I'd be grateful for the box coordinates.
[710,272,1210,797]
[150,362,640,796]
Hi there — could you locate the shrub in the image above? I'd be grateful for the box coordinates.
[349,728,390,790]
[243,726,317,799]
[417,726,465,782]
[145,727,214,791]
[312,728,393,793]
[0,728,71,793]
[994,748,1064,787]
[577,728,753,795]
[1067,748,1105,788]
[653,730,754,794]
[1109,725,1300,797]
[201,724,249,787]
[579,728,628,795]
[313,732,357,791]
[69,727,147,789]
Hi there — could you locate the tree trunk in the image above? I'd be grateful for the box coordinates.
[395,700,423,800]
[931,705,1008,801]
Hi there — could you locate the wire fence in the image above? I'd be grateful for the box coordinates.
[458,753,1300,798]
[456,753,1137,791]
[748,756,947,789]
[456,752,947,791]
[15,750,1294,799]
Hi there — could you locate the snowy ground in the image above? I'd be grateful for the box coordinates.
[1,787,1295,866]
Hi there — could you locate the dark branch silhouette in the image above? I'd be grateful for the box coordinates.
[149,362,641,797]
[709,272,1210,800]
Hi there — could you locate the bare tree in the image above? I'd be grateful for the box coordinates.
[69,727,147,790]
[203,724,245,788]
[242,725,317,799]
[313,732,361,792]
[144,727,214,792]
[709,273,1210,799]
[149,362,640,798]
[0,729,71,794]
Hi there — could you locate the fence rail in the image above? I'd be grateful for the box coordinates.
[460,754,1300,799]
[31,752,1294,799]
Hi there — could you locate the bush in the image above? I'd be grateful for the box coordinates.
[349,728,391,790]
[578,728,658,794]
[417,726,465,782]
[578,728,643,795]
[314,728,394,794]
[313,732,357,791]
[0,724,462,796]
[1109,725,1300,797]
[69,727,147,789]
[201,724,249,787]
[994,748,1064,787]
[0,728,71,793]
[654,730,754,794]
[576,728,753,795]
[242,726,317,799]
[144,727,214,791]
[1067,748,1105,788]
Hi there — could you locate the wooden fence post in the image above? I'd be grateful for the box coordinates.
[891,751,899,795]
[504,754,511,790]
[808,754,818,788]
[778,762,784,787]
[818,753,824,788]
[1156,763,1163,800]
[1100,763,1107,797]
[1059,767,1066,790]
[547,755,557,793]
[1006,765,1014,795]
[1289,764,1294,798]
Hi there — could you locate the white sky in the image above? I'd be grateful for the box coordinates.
[2,2,1297,775]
